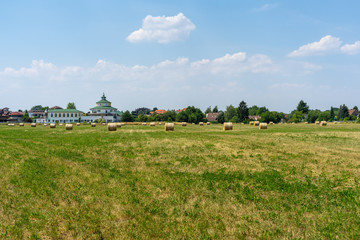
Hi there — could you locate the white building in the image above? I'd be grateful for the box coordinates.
[81,93,120,123]
[47,109,83,123]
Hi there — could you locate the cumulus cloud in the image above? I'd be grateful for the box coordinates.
[341,41,360,55]
[127,13,195,43]
[288,35,342,57]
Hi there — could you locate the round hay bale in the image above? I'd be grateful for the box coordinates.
[8,123,14,127]
[259,123,267,130]
[223,122,233,131]
[158,122,162,125]
[91,123,96,127]
[19,123,24,127]
[192,123,195,125]
[165,123,174,131]
[315,121,320,125]
[207,122,210,125]
[305,122,309,124]
[142,122,147,126]
[150,122,156,127]
[31,123,36,127]
[249,121,254,125]
[102,123,106,126]
[269,122,274,125]
[50,123,56,128]
[59,124,63,126]
[65,124,73,130]
[76,123,80,126]
[121,123,125,126]
[116,122,122,128]
[199,122,204,126]
[107,123,117,131]
[320,121,327,126]
[254,121,260,126]
[43,123,47,126]
[182,122,187,126]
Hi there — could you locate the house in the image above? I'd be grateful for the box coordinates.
[176,108,187,113]
[7,112,24,123]
[81,93,120,123]
[206,112,219,122]
[0,107,10,122]
[248,115,261,120]
[50,106,63,110]
[150,109,167,115]
[29,110,46,118]
[349,109,359,117]
[47,109,83,123]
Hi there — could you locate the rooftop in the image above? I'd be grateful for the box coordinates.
[48,109,82,113]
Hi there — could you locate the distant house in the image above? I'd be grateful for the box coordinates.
[349,109,359,117]
[206,112,219,122]
[176,108,187,113]
[29,110,46,118]
[50,106,63,110]
[8,112,24,123]
[248,115,261,120]
[0,107,11,122]
[150,109,167,115]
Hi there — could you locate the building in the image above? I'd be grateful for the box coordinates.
[7,112,24,123]
[248,115,261,120]
[29,110,46,118]
[150,109,167,115]
[0,107,10,122]
[47,109,83,123]
[206,112,219,122]
[81,93,120,123]
[349,109,359,118]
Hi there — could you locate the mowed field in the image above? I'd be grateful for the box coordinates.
[0,123,360,239]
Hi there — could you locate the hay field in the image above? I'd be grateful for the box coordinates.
[0,123,360,239]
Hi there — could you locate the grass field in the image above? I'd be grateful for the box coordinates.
[0,123,360,239]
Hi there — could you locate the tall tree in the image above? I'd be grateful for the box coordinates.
[122,110,134,122]
[212,106,219,113]
[296,100,309,114]
[205,106,212,114]
[330,107,335,121]
[338,104,349,120]
[67,102,76,109]
[353,106,359,111]
[237,101,249,122]
[31,105,42,111]
[217,111,225,123]
[224,105,236,122]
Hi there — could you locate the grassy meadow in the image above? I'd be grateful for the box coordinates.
[0,122,360,239]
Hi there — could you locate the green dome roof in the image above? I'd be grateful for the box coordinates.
[96,93,111,104]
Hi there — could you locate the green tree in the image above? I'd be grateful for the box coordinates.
[23,110,30,122]
[237,101,249,122]
[138,114,148,122]
[291,111,304,123]
[353,106,359,111]
[122,110,134,122]
[224,105,236,122]
[205,106,212,115]
[330,107,335,121]
[338,104,349,120]
[67,102,76,109]
[212,106,219,113]
[296,100,309,114]
[306,110,321,123]
[217,111,225,123]
[31,105,42,111]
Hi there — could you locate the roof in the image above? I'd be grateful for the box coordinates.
[176,108,187,113]
[48,109,82,113]
[96,93,111,104]
[10,112,24,116]
[91,106,117,110]
[206,112,219,121]
[150,109,167,115]
[29,110,45,113]
[50,106,63,109]
[349,109,359,116]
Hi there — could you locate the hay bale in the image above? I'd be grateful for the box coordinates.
[249,121,254,125]
[44,123,47,126]
[121,123,125,126]
[91,123,96,127]
[182,122,187,126]
[116,122,122,128]
[199,122,204,126]
[269,122,274,125]
[31,123,36,127]
[315,121,320,125]
[107,123,117,131]
[259,123,267,129]
[19,123,24,127]
[165,123,174,131]
[305,122,309,124]
[223,122,233,131]
[150,122,156,126]
[102,123,106,126]
[254,121,260,126]
[50,123,56,128]
[207,122,210,125]
[8,123,14,126]
[65,124,73,130]
[320,121,327,126]
[158,122,162,125]
[59,124,63,126]
[76,123,80,126]
[142,122,147,126]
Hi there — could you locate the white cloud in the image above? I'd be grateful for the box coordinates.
[127,13,195,43]
[341,41,360,55]
[288,35,342,57]
[254,3,278,12]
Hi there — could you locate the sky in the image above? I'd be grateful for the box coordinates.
[1,0,360,113]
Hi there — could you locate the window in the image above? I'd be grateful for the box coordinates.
[71,113,73,117]
[51,113,53,117]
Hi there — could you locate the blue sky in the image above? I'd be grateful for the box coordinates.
[1,0,360,113]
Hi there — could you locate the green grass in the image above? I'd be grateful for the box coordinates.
[0,123,360,239]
